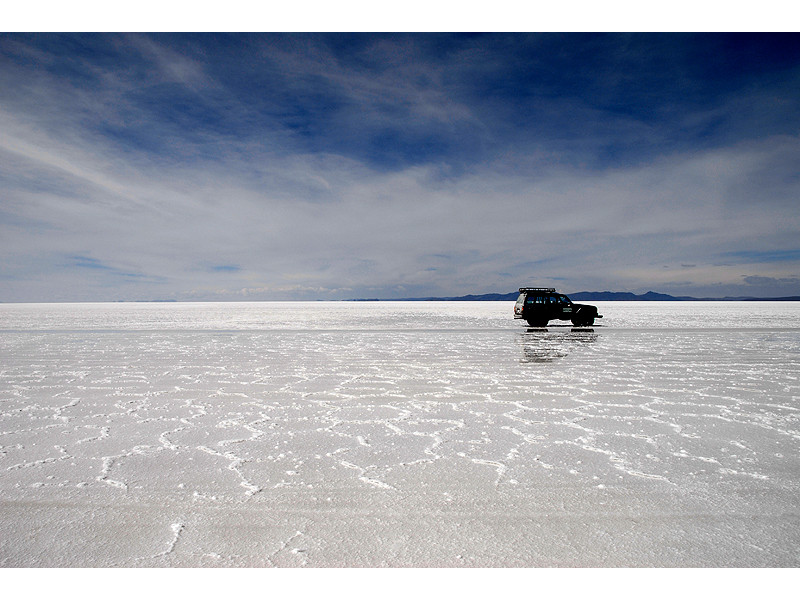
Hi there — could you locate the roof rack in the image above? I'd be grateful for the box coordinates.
[519,287,556,293]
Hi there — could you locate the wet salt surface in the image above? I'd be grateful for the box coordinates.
[1,301,798,567]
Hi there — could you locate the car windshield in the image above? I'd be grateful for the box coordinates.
[559,295,571,304]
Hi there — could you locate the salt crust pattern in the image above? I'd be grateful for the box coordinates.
[1,302,798,566]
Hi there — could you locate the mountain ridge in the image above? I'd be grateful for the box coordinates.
[351,290,800,301]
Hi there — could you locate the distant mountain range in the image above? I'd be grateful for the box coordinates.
[569,291,800,301]
[352,291,800,301]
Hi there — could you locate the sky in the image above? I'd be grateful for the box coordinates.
[1,31,800,301]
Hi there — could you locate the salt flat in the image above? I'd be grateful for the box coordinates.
[1,301,798,567]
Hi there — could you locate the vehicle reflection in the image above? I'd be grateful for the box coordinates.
[518,329,598,363]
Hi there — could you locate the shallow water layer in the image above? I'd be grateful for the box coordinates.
[1,302,798,566]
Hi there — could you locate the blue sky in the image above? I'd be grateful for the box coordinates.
[1,32,799,300]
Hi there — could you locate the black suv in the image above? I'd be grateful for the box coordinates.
[514,288,602,327]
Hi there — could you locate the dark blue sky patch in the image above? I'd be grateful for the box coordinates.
[723,249,800,263]
[66,255,165,284]
[4,33,796,173]
[68,255,116,271]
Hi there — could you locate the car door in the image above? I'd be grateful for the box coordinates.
[542,295,555,319]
